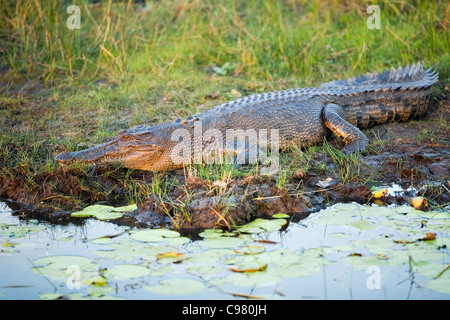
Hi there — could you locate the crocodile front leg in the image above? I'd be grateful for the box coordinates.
[322,103,369,153]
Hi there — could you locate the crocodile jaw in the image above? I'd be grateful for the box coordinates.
[55,138,165,170]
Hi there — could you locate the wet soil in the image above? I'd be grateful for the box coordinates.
[0,89,449,230]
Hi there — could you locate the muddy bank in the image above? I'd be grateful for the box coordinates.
[0,91,449,229]
[1,147,448,229]
[0,163,375,228]
[0,164,153,223]
[135,175,315,229]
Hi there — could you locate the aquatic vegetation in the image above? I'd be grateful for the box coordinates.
[71,204,137,220]
[1,201,448,299]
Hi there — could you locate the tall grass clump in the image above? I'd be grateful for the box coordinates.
[0,0,447,85]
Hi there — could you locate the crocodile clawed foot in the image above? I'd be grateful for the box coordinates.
[341,137,369,154]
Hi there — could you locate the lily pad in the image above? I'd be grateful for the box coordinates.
[94,239,179,262]
[427,277,450,294]
[328,232,353,238]
[235,245,265,255]
[32,255,97,280]
[38,293,63,300]
[359,206,396,218]
[419,263,450,294]
[348,219,377,231]
[71,203,137,220]
[238,218,287,233]
[272,213,290,219]
[184,248,236,264]
[145,278,206,295]
[199,229,236,239]
[103,264,150,280]
[95,211,125,221]
[71,204,114,218]
[33,255,94,271]
[210,271,280,287]
[82,275,108,286]
[130,229,181,242]
[111,204,137,212]
[311,206,357,226]
[342,254,388,270]
[197,236,245,249]
[0,224,48,238]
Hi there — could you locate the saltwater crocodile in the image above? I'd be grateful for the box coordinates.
[55,62,439,171]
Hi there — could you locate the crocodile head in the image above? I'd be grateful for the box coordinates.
[55,124,178,171]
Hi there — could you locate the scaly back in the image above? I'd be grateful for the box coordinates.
[319,61,438,93]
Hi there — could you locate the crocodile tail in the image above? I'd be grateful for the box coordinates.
[320,61,439,91]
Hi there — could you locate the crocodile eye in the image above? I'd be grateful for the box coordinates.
[119,134,131,141]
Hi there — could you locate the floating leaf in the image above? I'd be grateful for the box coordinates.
[111,204,137,212]
[103,264,150,280]
[184,248,236,264]
[70,204,120,220]
[393,239,415,244]
[94,239,179,262]
[95,211,124,221]
[150,265,174,277]
[145,278,205,295]
[82,275,107,286]
[238,218,287,233]
[272,213,290,219]
[359,206,396,218]
[328,232,352,238]
[71,203,136,220]
[199,229,229,239]
[347,219,377,230]
[156,251,183,263]
[0,224,48,238]
[419,232,437,241]
[235,245,265,255]
[348,252,362,257]
[71,204,114,218]
[197,237,245,249]
[33,255,94,271]
[203,248,236,257]
[311,205,358,226]
[38,293,63,300]
[229,263,267,273]
[427,277,450,294]
[420,211,450,219]
[1,241,14,247]
[210,271,280,287]
[411,197,428,210]
[414,262,449,279]
[342,254,388,270]
[32,255,97,280]
[248,248,302,266]
[390,206,422,217]
[332,245,354,252]
[257,239,278,244]
[130,229,180,242]
[334,203,361,211]
[372,188,387,198]
[188,265,226,276]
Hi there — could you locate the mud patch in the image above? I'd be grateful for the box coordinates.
[0,164,153,221]
[136,175,314,229]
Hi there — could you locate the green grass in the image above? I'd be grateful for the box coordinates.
[0,0,448,204]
